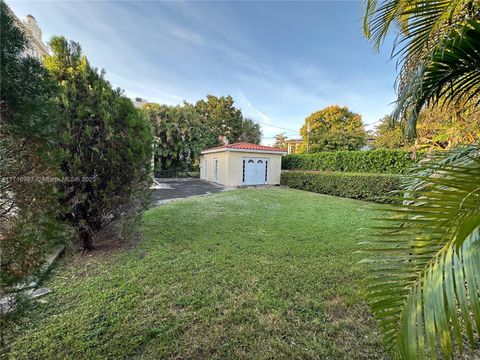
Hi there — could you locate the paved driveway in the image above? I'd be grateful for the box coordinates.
[151,178,224,206]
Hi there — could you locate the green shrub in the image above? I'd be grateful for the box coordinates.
[44,36,153,251]
[281,171,403,203]
[282,149,420,174]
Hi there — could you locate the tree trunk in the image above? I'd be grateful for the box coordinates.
[79,227,94,252]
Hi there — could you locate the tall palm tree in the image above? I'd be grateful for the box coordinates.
[273,132,288,149]
[238,118,262,144]
[362,1,480,358]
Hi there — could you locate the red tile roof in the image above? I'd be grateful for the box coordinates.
[202,142,287,153]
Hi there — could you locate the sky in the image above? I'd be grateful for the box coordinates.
[9,0,397,145]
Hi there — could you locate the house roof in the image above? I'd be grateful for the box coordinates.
[201,142,287,155]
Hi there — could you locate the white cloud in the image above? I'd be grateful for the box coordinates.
[236,92,273,124]
[169,25,204,45]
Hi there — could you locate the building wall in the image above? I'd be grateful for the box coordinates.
[286,141,303,154]
[227,151,282,186]
[22,15,49,59]
[201,151,283,187]
[7,8,49,60]
[200,152,229,185]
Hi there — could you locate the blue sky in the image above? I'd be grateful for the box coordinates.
[9,1,397,144]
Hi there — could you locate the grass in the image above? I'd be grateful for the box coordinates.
[10,188,388,359]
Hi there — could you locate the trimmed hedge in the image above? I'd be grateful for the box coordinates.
[282,149,419,174]
[281,171,402,203]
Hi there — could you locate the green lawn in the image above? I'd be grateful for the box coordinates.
[11,188,387,359]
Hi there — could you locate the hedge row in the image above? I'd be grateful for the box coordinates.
[282,149,419,174]
[281,171,403,203]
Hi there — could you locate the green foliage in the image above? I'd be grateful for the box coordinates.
[44,36,153,251]
[371,115,406,149]
[281,171,401,203]
[238,117,262,144]
[0,4,68,353]
[273,132,288,149]
[362,146,480,359]
[364,2,480,358]
[0,2,66,289]
[143,103,206,173]
[363,0,480,138]
[403,20,480,133]
[282,149,418,174]
[187,95,244,147]
[188,95,262,147]
[145,96,262,173]
[372,107,480,151]
[300,105,366,152]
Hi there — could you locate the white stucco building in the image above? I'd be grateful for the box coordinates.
[22,14,49,59]
[200,142,286,187]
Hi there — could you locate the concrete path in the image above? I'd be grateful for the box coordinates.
[151,178,224,206]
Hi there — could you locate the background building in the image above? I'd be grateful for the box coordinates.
[285,139,303,154]
[22,14,49,59]
[200,142,286,187]
[7,7,49,59]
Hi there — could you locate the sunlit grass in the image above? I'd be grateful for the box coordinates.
[11,187,387,359]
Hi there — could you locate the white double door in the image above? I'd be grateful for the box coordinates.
[244,157,267,185]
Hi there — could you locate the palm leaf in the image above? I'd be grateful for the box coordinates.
[363,146,480,359]
[396,20,480,139]
[363,0,480,138]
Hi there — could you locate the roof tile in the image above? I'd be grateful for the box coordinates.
[203,142,286,153]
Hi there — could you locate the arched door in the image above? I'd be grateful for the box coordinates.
[243,158,267,185]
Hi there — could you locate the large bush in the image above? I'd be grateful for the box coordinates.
[0,2,67,289]
[44,36,153,251]
[281,171,402,203]
[282,149,419,174]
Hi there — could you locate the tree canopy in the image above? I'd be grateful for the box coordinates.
[300,105,366,152]
[188,95,244,148]
[273,133,288,149]
[372,104,480,150]
[371,116,406,149]
[144,95,262,173]
[144,103,208,172]
[238,118,262,144]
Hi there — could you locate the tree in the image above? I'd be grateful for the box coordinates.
[299,105,366,152]
[145,100,261,174]
[0,2,66,291]
[363,0,480,138]
[189,95,244,147]
[273,132,288,149]
[44,36,153,251]
[238,118,262,144]
[0,3,68,351]
[371,115,406,149]
[363,1,480,358]
[144,103,207,172]
[416,102,480,150]
[373,106,480,150]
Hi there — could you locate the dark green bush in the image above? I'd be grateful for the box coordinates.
[281,171,403,203]
[282,149,420,174]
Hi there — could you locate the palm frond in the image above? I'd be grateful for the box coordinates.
[363,0,473,57]
[363,146,480,359]
[399,20,480,138]
[363,0,480,138]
